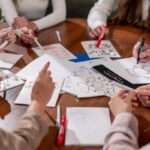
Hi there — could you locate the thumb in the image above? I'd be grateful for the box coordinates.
[125,91,136,104]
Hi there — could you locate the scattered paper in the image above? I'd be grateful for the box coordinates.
[0,53,22,69]
[4,43,27,55]
[62,61,127,98]
[15,79,64,107]
[16,54,74,83]
[0,70,24,92]
[81,40,120,58]
[65,107,111,146]
[115,57,150,84]
[32,43,76,60]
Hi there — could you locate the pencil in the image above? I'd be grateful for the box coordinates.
[34,37,44,51]
[56,30,62,42]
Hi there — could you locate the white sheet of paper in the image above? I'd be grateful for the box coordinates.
[32,43,76,60]
[16,54,73,83]
[81,40,120,58]
[65,107,111,146]
[14,79,64,107]
[0,53,23,69]
[115,57,150,84]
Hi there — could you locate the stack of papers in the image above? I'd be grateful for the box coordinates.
[81,40,120,58]
[0,52,23,69]
[65,107,111,146]
[32,43,76,60]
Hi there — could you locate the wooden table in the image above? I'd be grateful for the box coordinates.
[0,19,150,150]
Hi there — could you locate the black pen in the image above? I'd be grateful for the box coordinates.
[137,38,145,64]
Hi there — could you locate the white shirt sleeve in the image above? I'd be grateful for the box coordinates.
[34,0,66,30]
[87,0,115,29]
[1,0,18,26]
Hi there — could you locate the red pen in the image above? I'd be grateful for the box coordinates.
[56,114,67,145]
[96,26,108,48]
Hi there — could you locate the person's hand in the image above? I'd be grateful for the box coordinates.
[31,62,54,113]
[13,16,29,29]
[17,27,35,45]
[133,41,150,63]
[0,28,16,44]
[13,16,38,32]
[109,90,136,117]
[135,85,150,107]
[89,25,109,39]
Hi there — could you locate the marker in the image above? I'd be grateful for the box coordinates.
[56,114,67,145]
[96,27,107,48]
[96,32,105,48]
[56,30,62,43]
[137,38,145,64]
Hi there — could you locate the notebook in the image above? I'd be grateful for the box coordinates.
[65,107,111,146]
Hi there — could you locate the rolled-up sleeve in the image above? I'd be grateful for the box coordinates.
[0,111,49,150]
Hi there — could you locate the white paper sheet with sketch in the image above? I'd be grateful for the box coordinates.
[0,53,23,69]
[32,43,76,60]
[115,57,150,84]
[65,107,111,146]
[15,79,64,107]
[62,64,126,98]
[81,40,120,58]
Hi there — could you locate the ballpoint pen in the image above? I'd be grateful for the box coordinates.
[137,38,145,64]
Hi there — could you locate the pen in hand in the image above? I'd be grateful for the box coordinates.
[137,38,145,64]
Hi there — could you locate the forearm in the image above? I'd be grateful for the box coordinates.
[103,112,139,150]
[87,0,115,29]
[34,0,66,30]
[0,104,49,150]
[1,0,18,26]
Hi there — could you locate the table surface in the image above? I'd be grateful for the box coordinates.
[0,19,150,150]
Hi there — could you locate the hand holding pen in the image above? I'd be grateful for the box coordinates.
[133,38,150,63]
[136,38,145,64]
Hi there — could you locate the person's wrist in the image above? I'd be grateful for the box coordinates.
[29,100,46,114]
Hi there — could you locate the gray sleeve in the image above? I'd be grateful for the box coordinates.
[103,112,139,150]
[0,112,49,150]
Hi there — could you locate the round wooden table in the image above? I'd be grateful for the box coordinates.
[0,19,150,150]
